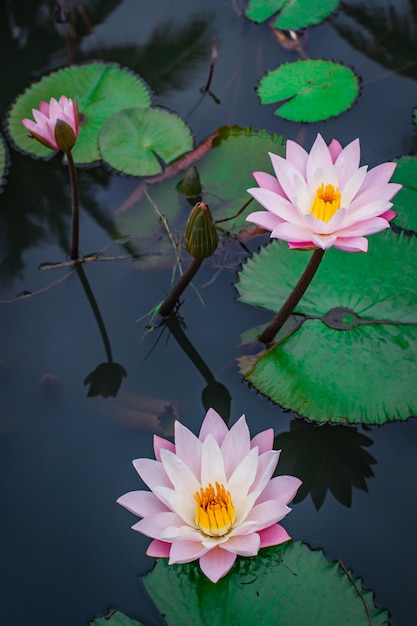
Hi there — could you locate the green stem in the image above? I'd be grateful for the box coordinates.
[159,257,203,317]
[258,248,325,345]
[66,150,80,260]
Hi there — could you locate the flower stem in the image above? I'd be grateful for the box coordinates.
[66,150,80,260]
[159,257,203,317]
[258,248,325,345]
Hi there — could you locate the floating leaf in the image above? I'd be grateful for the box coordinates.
[237,230,417,424]
[0,133,8,193]
[117,126,285,268]
[257,59,359,122]
[89,610,147,626]
[99,107,193,176]
[7,62,152,164]
[143,541,388,626]
[391,155,417,232]
[245,0,340,30]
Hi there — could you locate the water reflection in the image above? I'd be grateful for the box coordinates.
[274,419,376,509]
[163,314,231,421]
[332,0,417,80]
[75,262,127,397]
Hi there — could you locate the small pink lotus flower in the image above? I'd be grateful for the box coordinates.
[246,133,402,252]
[117,408,301,583]
[22,95,79,152]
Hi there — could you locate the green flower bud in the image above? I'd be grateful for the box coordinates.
[176,167,202,200]
[54,118,77,151]
[185,202,218,259]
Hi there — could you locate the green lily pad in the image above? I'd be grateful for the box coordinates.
[89,610,147,626]
[257,59,359,122]
[116,126,285,268]
[143,541,388,625]
[99,107,193,176]
[245,0,340,30]
[7,62,151,164]
[0,133,8,193]
[237,230,417,424]
[391,155,417,232]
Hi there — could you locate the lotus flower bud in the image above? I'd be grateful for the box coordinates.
[185,201,218,259]
[177,166,202,199]
[54,118,77,151]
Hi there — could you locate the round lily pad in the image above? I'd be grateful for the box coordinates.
[391,155,417,232]
[99,107,193,176]
[257,59,359,122]
[143,541,388,626]
[7,62,152,164]
[237,230,417,424]
[245,0,340,30]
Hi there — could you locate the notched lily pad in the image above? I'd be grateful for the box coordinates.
[116,126,285,268]
[257,59,359,122]
[143,541,388,626]
[245,0,340,30]
[391,155,417,232]
[99,107,193,176]
[237,230,417,424]
[7,62,152,164]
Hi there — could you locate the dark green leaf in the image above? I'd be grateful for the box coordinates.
[257,59,359,122]
[237,230,417,424]
[8,62,151,164]
[245,0,340,30]
[89,609,147,626]
[143,541,388,625]
[99,107,193,176]
[391,154,417,232]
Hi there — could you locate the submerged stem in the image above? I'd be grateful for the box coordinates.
[258,248,325,345]
[66,150,80,260]
[159,257,203,317]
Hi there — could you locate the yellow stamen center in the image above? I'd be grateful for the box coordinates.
[194,481,235,537]
[310,183,341,223]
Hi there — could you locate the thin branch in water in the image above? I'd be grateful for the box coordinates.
[215,197,254,225]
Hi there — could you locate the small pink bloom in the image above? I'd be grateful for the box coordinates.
[22,95,79,152]
[117,408,301,583]
[246,133,402,253]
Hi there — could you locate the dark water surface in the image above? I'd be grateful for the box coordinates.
[1,1,417,625]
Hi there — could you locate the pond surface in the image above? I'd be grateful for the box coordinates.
[1,1,417,625]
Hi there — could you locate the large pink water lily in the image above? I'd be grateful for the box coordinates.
[246,133,402,252]
[117,408,301,583]
[22,95,79,152]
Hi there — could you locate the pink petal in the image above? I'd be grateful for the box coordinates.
[220,415,251,479]
[200,434,226,488]
[159,448,200,495]
[288,240,316,249]
[243,500,291,529]
[348,183,402,216]
[332,235,368,252]
[247,187,304,223]
[222,532,260,556]
[199,408,229,444]
[117,490,169,517]
[256,475,302,506]
[147,539,171,557]
[133,457,172,490]
[132,511,183,539]
[271,221,320,243]
[258,524,291,547]
[245,210,283,232]
[251,428,274,454]
[285,139,308,178]
[249,450,280,500]
[253,171,286,196]
[269,152,307,206]
[303,207,346,236]
[174,420,202,480]
[306,134,334,186]
[337,216,390,237]
[153,434,175,462]
[39,101,50,116]
[227,447,259,500]
[199,546,237,582]
[328,138,342,162]
[169,539,209,564]
[381,209,396,221]
[334,138,360,188]
[310,233,338,250]
[360,161,398,192]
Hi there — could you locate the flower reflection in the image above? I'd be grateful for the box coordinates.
[117,408,301,583]
[83,362,127,398]
[247,133,401,252]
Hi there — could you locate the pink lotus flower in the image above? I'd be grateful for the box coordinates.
[246,133,402,252]
[22,95,79,152]
[117,408,301,583]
